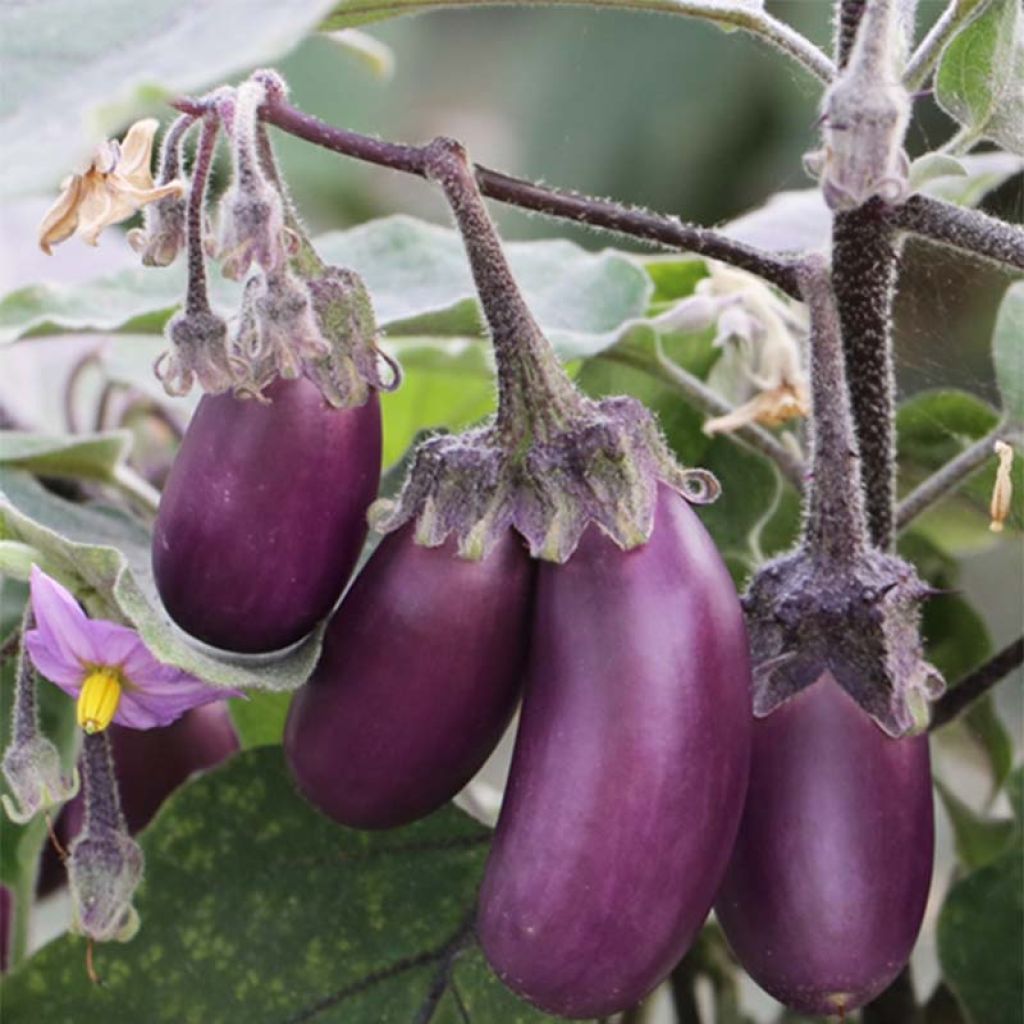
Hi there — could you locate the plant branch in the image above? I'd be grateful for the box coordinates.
[896,422,1021,530]
[599,346,806,489]
[930,637,1024,730]
[321,0,836,83]
[904,0,996,90]
[890,195,1024,273]
[172,95,803,299]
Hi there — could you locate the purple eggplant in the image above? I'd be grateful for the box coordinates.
[715,673,934,1017]
[38,704,239,896]
[478,486,751,1019]
[284,524,533,829]
[153,378,381,653]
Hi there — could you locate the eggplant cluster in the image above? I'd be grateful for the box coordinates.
[283,482,752,1018]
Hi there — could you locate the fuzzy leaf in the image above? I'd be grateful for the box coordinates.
[936,0,1024,154]
[0,469,322,692]
[227,691,292,748]
[992,280,1024,425]
[0,430,132,481]
[0,748,567,1023]
[0,216,651,360]
[0,0,341,197]
[937,845,1024,1024]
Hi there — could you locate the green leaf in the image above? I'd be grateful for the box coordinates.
[936,0,1024,154]
[897,389,1016,551]
[0,469,321,693]
[992,280,1024,425]
[0,748,567,1023]
[922,151,1024,206]
[0,430,131,481]
[381,337,496,469]
[935,780,1018,871]
[228,691,293,748]
[0,216,651,360]
[0,0,340,197]
[938,847,1024,1024]
[964,697,1016,794]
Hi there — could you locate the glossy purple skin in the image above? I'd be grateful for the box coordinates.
[38,705,239,896]
[284,524,533,829]
[479,487,752,1019]
[715,673,934,1017]
[153,378,381,653]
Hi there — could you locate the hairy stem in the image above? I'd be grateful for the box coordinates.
[929,637,1024,730]
[799,255,871,562]
[156,113,196,184]
[835,0,869,67]
[183,114,220,316]
[896,422,1021,530]
[9,606,38,746]
[173,95,803,298]
[422,137,585,440]
[321,0,836,82]
[80,732,126,836]
[832,199,900,549]
[891,195,1024,274]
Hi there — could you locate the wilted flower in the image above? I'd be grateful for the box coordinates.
[24,566,240,734]
[38,119,184,254]
[990,440,1015,533]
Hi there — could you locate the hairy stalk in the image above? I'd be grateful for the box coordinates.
[183,114,220,316]
[835,0,869,66]
[929,637,1024,730]
[174,95,803,299]
[320,0,836,82]
[832,199,900,549]
[423,137,586,442]
[896,422,1022,530]
[799,256,871,563]
[80,732,126,835]
[890,195,1024,273]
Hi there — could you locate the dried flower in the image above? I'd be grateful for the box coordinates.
[38,120,184,254]
[24,567,240,733]
[990,440,1015,533]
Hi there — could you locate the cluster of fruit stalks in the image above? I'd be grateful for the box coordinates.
[16,4,1024,1017]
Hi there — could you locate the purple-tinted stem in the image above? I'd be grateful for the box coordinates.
[422,138,584,440]
[929,637,1024,731]
[798,256,870,563]
[80,733,126,836]
[157,113,196,184]
[10,607,38,746]
[172,95,803,299]
[183,114,219,316]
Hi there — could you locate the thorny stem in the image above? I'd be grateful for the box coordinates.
[174,95,804,299]
[929,637,1024,730]
[422,137,587,441]
[799,254,870,563]
[890,196,1024,274]
[183,114,220,316]
[80,732,126,836]
[904,0,995,90]
[600,345,806,489]
[896,422,1022,530]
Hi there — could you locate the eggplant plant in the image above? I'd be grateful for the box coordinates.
[0,1,1021,1023]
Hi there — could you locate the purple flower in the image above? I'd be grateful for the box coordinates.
[24,566,241,733]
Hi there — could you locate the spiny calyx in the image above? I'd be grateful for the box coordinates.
[372,392,716,563]
[744,536,943,738]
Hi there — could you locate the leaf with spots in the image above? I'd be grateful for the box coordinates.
[0,747,573,1023]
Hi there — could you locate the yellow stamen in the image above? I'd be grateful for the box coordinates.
[77,670,122,734]
[990,441,1014,533]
